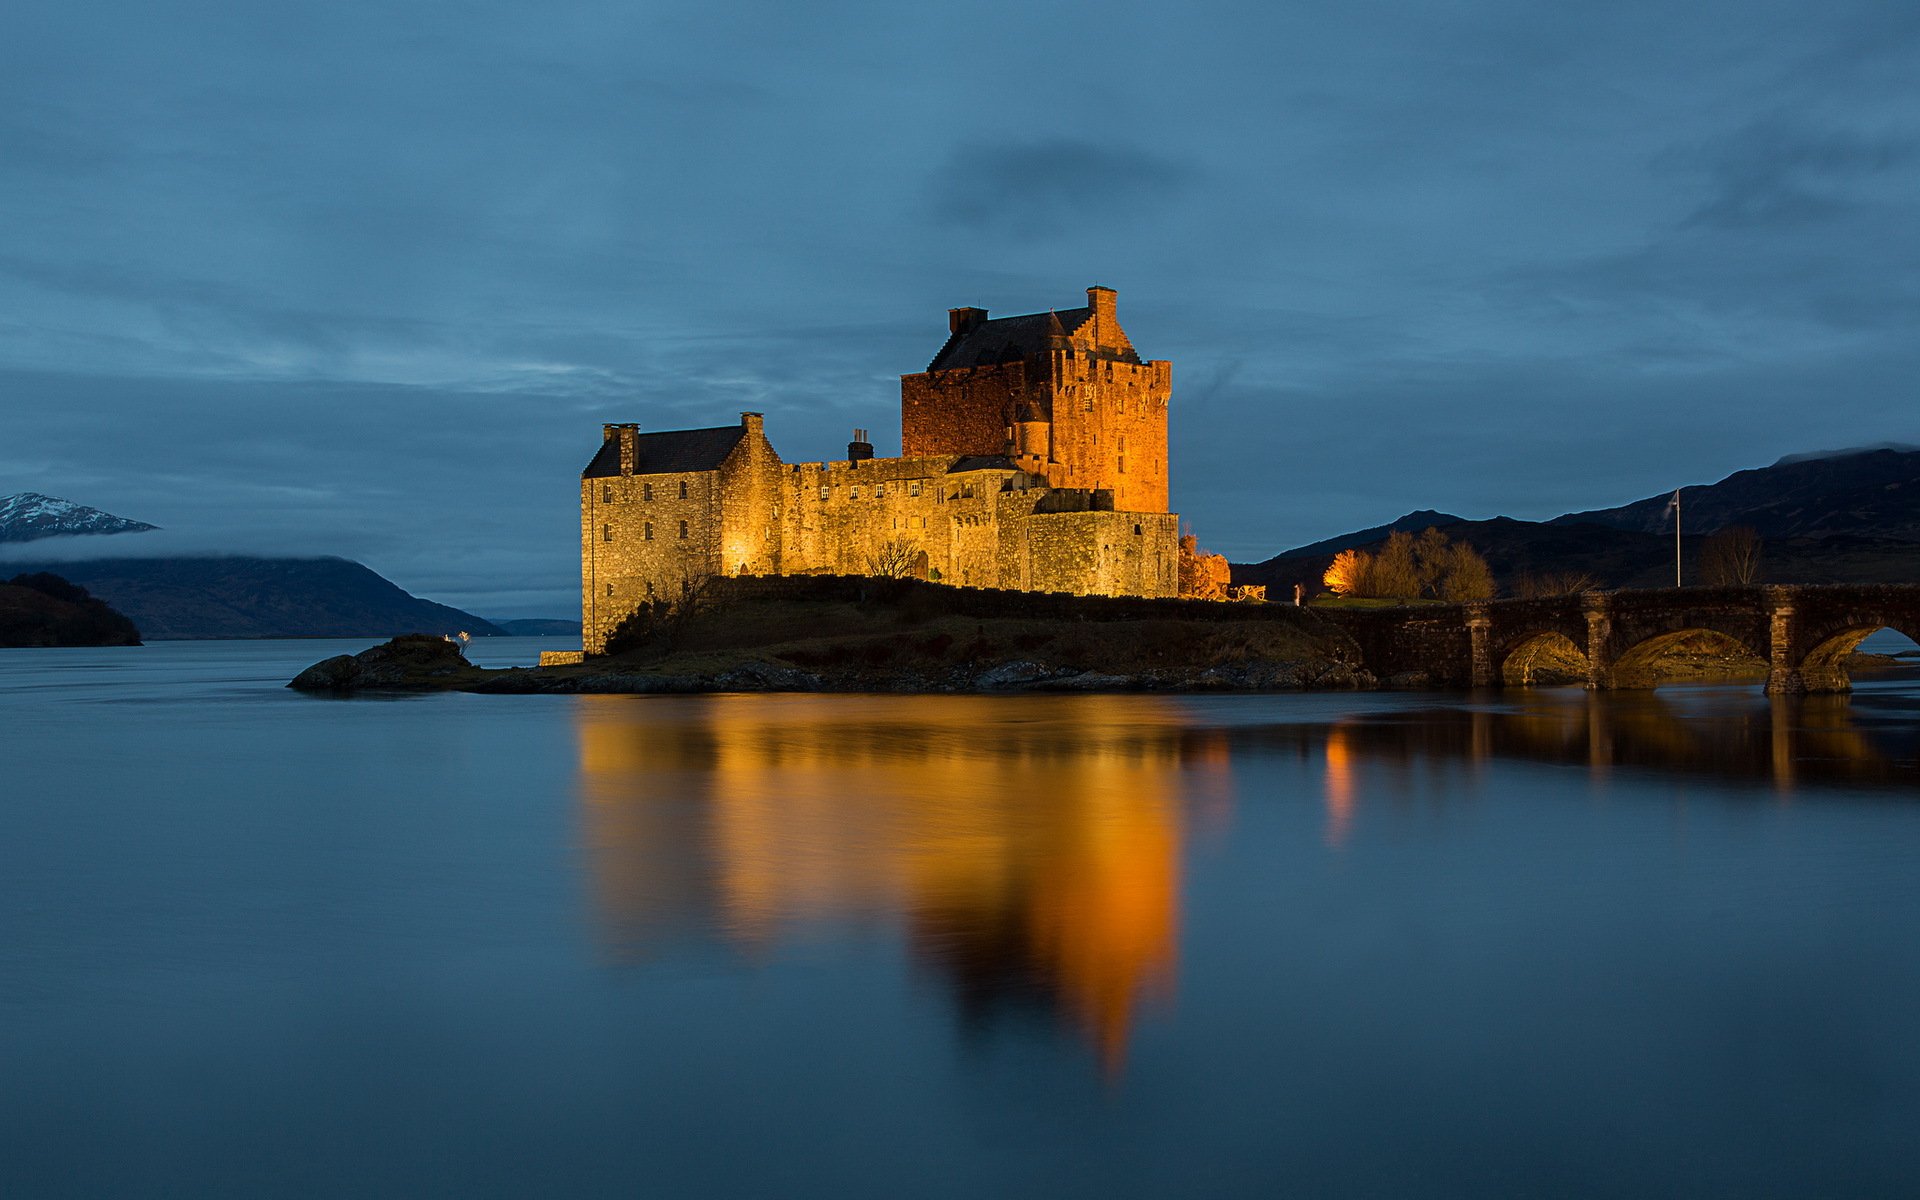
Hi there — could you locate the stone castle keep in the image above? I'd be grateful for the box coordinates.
[580,286,1179,653]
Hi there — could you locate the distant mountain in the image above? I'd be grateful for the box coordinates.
[1261,510,1465,562]
[0,493,158,543]
[1552,448,1920,542]
[490,618,582,637]
[1233,447,1920,594]
[0,572,142,647]
[3,556,504,640]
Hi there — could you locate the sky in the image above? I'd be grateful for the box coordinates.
[2,0,1916,617]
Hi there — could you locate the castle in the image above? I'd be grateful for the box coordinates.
[579,286,1180,653]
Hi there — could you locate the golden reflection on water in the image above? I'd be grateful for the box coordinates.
[575,687,1916,1072]
[574,694,1233,1072]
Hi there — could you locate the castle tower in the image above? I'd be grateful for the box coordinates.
[899,286,1171,513]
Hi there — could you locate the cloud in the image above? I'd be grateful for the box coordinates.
[1666,118,1916,229]
[924,137,1191,236]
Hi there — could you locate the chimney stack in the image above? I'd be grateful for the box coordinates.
[948,307,988,336]
[1087,286,1116,341]
[848,427,874,463]
[615,423,639,475]
[740,411,764,436]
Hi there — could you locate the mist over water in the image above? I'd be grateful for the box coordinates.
[4,641,1919,1197]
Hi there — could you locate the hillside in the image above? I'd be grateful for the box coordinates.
[0,573,142,647]
[1234,448,1920,594]
[5,556,503,640]
[1553,447,1920,541]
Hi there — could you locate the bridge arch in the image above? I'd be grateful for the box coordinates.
[1499,631,1587,686]
[1795,619,1920,692]
[1607,628,1767,690]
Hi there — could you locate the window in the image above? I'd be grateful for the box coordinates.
[678,520,689,539]
[819,485,830,501]
[875,483,885,498]
[643,482,654,501]
[909,481,921,497]
[644,521,654,541]
[602,523,613,542]
[605,583,614,597]
[602,484,613,503]
[1134,523,1143,535]
[678,480,689,499]
[850,486,860,500]
[1084,393,1094,412]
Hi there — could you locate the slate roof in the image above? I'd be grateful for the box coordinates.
[926,308,1092,371]
[582,425,746,478]
[946,455,1017,473]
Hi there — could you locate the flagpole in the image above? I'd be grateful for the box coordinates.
[1673,488,1682,587]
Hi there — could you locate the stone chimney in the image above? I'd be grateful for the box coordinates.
[614,423,639,475]
[848,427,874,463]
[1087,286,1116,342]
[740,411,764,436]
[949,307,988,336]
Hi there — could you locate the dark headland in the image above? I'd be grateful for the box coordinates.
[0,573,142,648]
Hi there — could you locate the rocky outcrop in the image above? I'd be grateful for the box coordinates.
[288,635,481,692]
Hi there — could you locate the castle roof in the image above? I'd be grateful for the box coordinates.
[926,308,1093,371]
[582,425,745,478]
[946,454,1017,473]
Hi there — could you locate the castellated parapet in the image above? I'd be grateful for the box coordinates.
[580,287,1180,654]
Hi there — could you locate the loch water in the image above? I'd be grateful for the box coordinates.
[4,638,1920,1198]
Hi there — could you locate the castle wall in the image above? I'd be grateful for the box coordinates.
[900,362,1033,458]
[582,468,724,653]
[998,505,1179,598]
[1045,354,1170,514]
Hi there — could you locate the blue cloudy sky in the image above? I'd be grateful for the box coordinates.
[3,0,1916,616]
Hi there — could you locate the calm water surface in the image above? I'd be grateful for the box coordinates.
[4,638,1920,1197]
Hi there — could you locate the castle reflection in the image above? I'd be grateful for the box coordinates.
[574,685,1918,1072]
[574,694,1234,1073]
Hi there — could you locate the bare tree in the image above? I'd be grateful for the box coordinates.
[1515,570,1596,600]
[866,538,923,579]
[1323,548,1373,596]
[1437,542,1495,601]
[1371,531,1423,599]
[1701,526,1763,586]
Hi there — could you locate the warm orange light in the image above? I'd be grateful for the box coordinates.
[1323,548,1370,596]
[572,695,1195,1074]
[1324,725,1355,848]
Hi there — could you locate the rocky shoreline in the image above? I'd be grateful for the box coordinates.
[290,634,1374,695]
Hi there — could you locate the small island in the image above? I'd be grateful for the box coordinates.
[289,576,1369,695]
[0,573,142,648]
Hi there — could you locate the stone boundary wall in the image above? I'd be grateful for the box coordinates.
[701,573,1328,629]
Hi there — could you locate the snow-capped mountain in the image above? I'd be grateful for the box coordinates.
[0,493,159,543]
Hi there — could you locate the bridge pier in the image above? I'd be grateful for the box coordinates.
[1467,606,1493,688]
[1583,593,1615,691]
[1764,587,1806,696]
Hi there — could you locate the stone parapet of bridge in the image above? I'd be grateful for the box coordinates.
[1318,584,1920,695]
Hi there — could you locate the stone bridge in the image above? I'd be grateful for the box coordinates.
[1318,584,1920,693]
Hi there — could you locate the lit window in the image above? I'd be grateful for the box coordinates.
[643,482,654,501]
[602,484,613,503]
[644,521,654,541]
[875,483,885,498]
[602,523,613,542]
[678,520,689,539]
[678,480,688,499]
[819,485,830,500]
[850,486,860,499]
[910,481,921,496]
